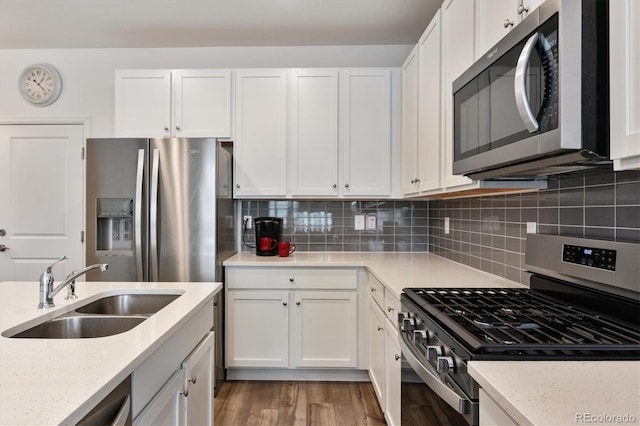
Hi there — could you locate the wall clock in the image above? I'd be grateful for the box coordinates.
[19,63,63,106]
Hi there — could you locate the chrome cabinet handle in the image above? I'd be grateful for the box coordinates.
[0,229,6,236]
[395,354,400,361]
[283,301,287,306]
[344,183,350,188]
[0,244,8,252]
[387,306,394,313]
[289,277,294,282]
[515,32,541,132]
[333,184,337,189]
[188,376,197,384]
[377,326,383,331]
[504,19,514,28]
[164,126,169,131]
[517,4,529,14]
[180,389,189,397]
[236,184,240,189]
[296,301,301,306]
[176,125,181,131]
[370,287,376,292]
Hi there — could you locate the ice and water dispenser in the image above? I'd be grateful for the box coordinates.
[96,198,133,255]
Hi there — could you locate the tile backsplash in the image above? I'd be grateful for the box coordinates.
[240,200,429,252]
[428,170,640,284]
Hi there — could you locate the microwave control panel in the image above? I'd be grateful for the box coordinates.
[562,244,616,271]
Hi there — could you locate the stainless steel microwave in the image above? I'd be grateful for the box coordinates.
[452,0,610,180]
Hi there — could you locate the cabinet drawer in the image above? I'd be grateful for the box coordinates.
[368,272,385,308]
[227,267,357,290]
[384,290,401,322]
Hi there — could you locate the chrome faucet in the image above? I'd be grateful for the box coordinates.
[38,257,109,308]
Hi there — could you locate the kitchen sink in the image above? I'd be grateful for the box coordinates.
[3,292,183,339]
[75,294,180,316]
[9,315,146,339]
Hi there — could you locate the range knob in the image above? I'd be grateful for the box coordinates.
[402,317,415,331]
[413,330,427,344]
[437,356,455,374]
[426,345,443,361]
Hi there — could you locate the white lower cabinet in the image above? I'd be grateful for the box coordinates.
[134,332,214,426]
[368,272,402,426]
[369,301,386,404]
[225,267,359,370]
[384,326,401,426]
[132,300,214,425]
[479,388,518,426]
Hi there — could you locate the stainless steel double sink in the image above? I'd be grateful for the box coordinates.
[6,294,180,339]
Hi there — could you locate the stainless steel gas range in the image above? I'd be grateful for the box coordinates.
[399,234,640,425]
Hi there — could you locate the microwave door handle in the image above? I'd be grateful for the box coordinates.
[134,149,145,282]
[515,32,540,132]
[150,148,160,282]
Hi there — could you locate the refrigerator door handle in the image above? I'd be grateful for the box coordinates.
[150,149,160,282]
[134,149,145,281]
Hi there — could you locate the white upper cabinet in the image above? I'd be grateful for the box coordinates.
[288,69,340,197]
[401,46,420,196]
[475,0,540,58]
[115,69,231,138]
[441,0,476,189]
[610,0,640,170]
[233,69,288,198]
[417,10,443,193]
[339,69,392,197]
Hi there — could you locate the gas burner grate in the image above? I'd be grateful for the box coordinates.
[407,288,640,355]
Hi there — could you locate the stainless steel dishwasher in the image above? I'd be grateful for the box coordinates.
[77,375,132,425]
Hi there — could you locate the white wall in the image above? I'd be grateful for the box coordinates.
[0,45,412,136]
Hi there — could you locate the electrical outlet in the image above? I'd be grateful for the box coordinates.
[243,215,253,229]
[526,222,537,234]
[354,215,365,231]
[444,217,450,234]
[366,214,377,230]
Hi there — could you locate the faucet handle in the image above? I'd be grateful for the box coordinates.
[46,256,67,273]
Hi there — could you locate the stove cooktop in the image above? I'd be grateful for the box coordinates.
[403,287,640,359]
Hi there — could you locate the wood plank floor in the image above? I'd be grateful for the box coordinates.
[214,381,387,426]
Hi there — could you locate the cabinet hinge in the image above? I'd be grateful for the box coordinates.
[81,231,85,243]
[81,147,85,160]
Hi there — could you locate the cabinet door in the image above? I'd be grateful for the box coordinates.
[226,290,289,367]
[441,0,476,189]
[417,10,443,193]
[475,0,520,58]
[291,290,358,368]
[133,369,184,426]
[385,326,401,426]
[369,302,386,407]
[610,0,640,170]
[289,69,339,197]
[339,69,392,197]
[115,70,172,137]
[401,46,420,196]
[173,70,231,138]
[234,69,288,197]
[182,332,214,426]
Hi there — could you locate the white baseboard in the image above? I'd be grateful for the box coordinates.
[226,368,371,382]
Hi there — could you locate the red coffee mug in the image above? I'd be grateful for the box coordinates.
[259,237,278,251]
[278,241,296,257]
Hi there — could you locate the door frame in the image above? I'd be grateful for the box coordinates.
[0,117,91,266]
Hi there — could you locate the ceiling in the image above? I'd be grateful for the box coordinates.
[0,0,441,49]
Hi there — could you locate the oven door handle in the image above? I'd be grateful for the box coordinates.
[515,32,540,133]
[399,334,473,416]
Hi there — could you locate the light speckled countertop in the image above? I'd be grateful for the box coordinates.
[225,251,640,425]
[0,281,221,425]
[223,252,525,297]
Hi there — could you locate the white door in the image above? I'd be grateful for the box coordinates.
[0,124,84,281]
[182,332,214,426]
[291,290,358,368]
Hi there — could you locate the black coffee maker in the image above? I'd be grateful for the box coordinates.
[254,217,283,256]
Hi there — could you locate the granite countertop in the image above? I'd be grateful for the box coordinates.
[0,280,221,425]
[225,251,640,425]
[223,251,526,297]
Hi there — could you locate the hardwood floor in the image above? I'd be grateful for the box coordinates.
[214,381,387,425]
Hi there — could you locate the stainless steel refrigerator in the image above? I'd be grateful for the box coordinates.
[85,137,235,395]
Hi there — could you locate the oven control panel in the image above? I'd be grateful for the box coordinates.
[563,244,616,271]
